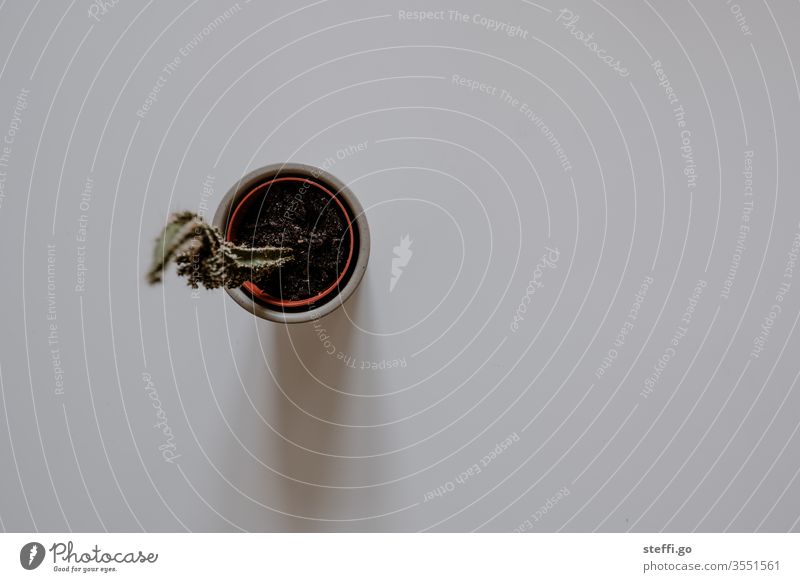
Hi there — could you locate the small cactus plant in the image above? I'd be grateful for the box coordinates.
[147,211,292,289]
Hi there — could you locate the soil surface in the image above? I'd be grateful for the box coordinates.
[229,177,352,303]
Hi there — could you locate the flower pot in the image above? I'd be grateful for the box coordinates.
[213,163,370,323]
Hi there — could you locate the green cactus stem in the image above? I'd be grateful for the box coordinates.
[147,211,292,289]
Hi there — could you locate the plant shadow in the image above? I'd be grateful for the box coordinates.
[259,285,370,531]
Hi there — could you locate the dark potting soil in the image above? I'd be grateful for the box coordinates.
[229,178,352,303]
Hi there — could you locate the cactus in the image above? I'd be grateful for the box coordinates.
[147,211,291,289]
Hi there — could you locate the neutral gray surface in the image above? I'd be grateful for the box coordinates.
[0,0,799,532]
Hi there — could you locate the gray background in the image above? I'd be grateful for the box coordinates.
[0,0,798,532]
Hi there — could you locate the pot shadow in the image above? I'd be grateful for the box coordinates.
[259,284,372,531]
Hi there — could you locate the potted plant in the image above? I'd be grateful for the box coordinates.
[148,163,370,323]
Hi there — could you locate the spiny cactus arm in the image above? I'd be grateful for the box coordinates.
[147,211,205,284]
[148,211,292,289]
[174,240,292,289]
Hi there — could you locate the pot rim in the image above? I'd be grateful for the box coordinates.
[213,163,370,324]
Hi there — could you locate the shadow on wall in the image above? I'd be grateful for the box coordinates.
[260,284,372,531]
